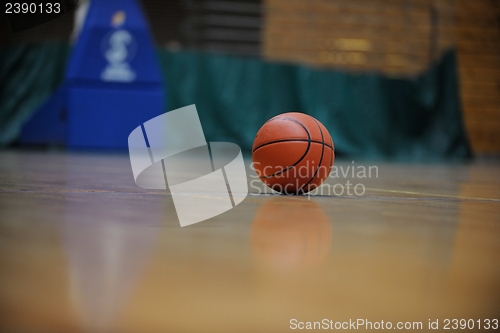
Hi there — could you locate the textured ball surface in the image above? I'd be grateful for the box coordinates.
[252,113,335,194]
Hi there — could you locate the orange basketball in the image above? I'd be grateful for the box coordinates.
[252,113,335,194]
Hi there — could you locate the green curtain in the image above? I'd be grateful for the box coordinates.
[0,43,471,160]
[159,49,471,160]
[0,43,69,145]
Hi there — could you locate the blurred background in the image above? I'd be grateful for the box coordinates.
[1,0,499,159]
[1,2,499,332]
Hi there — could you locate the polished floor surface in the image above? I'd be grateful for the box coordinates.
[0,151,499,332]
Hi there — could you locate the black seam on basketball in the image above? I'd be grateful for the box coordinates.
[329,141,333,170]
[266,117,289,124]
[265,117,309,131]
[252,139,333,153]
[257,142,331,181]
[260,117,311,179]
[298,118,325,194]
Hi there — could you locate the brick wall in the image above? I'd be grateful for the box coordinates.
[456,0,500,153]
[263,0,500,153]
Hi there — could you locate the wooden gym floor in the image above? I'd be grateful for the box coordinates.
[0,150,499,332]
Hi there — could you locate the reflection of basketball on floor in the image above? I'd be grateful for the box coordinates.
[250,198,332,272]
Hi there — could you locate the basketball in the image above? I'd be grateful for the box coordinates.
[252,113,335,195]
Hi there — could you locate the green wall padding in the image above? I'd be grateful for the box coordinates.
[0,43,471,160]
